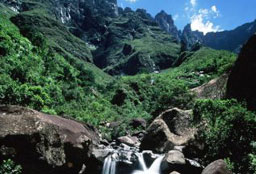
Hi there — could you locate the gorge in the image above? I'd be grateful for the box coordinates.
[0,0,256,174]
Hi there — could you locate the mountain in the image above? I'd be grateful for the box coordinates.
[1,1,256,174]
[0,0,181,75]
[182,21,256,52]
[227,33,256,110]
[155,10,180,42]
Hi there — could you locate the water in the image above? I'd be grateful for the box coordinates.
[133,154,164,174]
[101,150,164,174]
[102,154,117,174]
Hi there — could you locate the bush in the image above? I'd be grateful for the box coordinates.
[0,159,22,174]
[193,99,256,173]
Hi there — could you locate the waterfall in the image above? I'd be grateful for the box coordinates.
[133,154,164,174]
[101,144,164,174]
[102,154,117,174]
[137,153,147,171]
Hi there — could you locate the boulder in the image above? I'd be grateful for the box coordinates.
[161,150,202,174]
[170,172,181,174]
[117,136,140,147]
[191,73,229,100]
[0,105,100,174]
[141,108,197,153]
[161,150,186,172]
[227,33,256,110]
[202,160,232,174]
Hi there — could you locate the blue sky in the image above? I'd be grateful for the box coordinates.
[117,0,256,34]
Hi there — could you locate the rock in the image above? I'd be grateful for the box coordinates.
[91,148,110,163]
[141,108,197,153]
[117,136,140,147]
[0,105,100,174]
[161,150,203,174]
[130,118,147,129]
[191,73,229,100]
[227,33,256,110]
[155,10,180,42]
[108,121,122,128]
[164,150,186,165]
[202,160,232,174]
[170,172,181,174]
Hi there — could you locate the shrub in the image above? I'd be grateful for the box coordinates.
[0,159,22,174]
[193,99,256,173]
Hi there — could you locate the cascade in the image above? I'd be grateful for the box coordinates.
[133,153,164,174]
[101,145,164,174]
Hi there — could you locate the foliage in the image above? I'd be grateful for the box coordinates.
[193,99,256,173]
[0,2,238,140]
[0,159,22,174]
[164,47,237,88]
[249,142,256,174]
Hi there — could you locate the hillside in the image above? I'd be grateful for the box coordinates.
[0,1,256,174]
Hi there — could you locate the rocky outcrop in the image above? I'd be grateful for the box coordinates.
[181,24,204,51]
[227,33,256,110]
[191,73,229,99]
[155,10,180,42]
[140,108,196,153]
[0,105,99,174]
[202,160,232,174]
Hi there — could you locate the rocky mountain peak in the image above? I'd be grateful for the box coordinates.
[181,24,204,50]
[155,10,180,42]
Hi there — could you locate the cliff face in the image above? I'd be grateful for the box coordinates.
[181,24,204,51]
[227,33,256,110]
[155,10,180,42]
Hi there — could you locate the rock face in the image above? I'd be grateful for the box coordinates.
[182,21,256,52]
[0,105,100,174]
[140,108,196,153]
[227,33,256,110]
[181,24,204,51]
[155,10,180,42]
[191,73,229,100]
[202,160,232,174]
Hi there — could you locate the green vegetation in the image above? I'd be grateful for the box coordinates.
[0,159,22,174]
[0,6,237,139]
[93,11,181,75]
[165,47,237,88]
[193,99,256,173]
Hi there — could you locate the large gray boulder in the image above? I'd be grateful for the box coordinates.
[161,150,202,174]
[202,160,232,174]
[140,108,197,153]
[0,105,100,174]
[191,73,229,100]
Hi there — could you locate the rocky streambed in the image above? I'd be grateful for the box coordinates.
[0,105,231,174]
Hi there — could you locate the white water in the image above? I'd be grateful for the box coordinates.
[101,150,164,174]
[133,154,164,174]
[102,154,117,174]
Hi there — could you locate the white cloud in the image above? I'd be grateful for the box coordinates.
[190,0,197,7]
[125,0,138,2]
[191,14,221,35]
[211,5,217,13]
[211,5,220,17]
